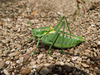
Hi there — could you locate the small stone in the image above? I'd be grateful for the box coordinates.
[97,69,100,74]
[57,12,64,16]
[3,50,10,56]
[48,64,55,69]
[15,52,20,56]
[36,64,44,72]
[16,60,20,64]
[5,61,10,65]
[90,56,100,61]
[15,56,19,60]
[24,54,30,60]
[0,50,3,54]
[3,69,10,75]
[9,52,16,57]
[40,67,51,75]
[0,61,5,69]
[63,65,72,72]
[31,10,38,16]
[2,40,7,43]
[21,67,31,75]
[7,24,13,29]
[72,56,79,61]
[97,41,100,46]
[32,65,37,68]
[44,63,50,67]
[37,54,43,59]
[58,67,62,72]
[55,61,64,65]
[0,23,3,26]
[91,24,95,26]
[13,27,18,32]
[98,35,100,40]
[53,74,59,75]
[81,63,89,67]
[30,61,36,66]
[19,57,24,63]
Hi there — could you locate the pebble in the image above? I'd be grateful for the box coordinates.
[30,61,36,66]
[19,57,24,63]
[97,41,100,46]
[16,60,21,64]
[0,23,3,26]
[8,52,16,57]
[40,67,51,75]
[24,54,30,60]
[55,61,64,65]
[36,64,44,72]
[7,24,13,29]
[81,63,89,68]
[58,66,62,72]
[37,54,44,59]
[0,61,5,69]
[3,69,10,75]
[5,61,10,65]
[0,49,3,54]
[15,52,20,56]
[21,67,31,75]
[15,56,19,60]
[63,65,72,72]
[32,65,37,68]
[44,63,50,67]
[97,69,100,74]
[98,35,100,40]
[48,64,55,70]
[72,56,79,61]
[13,27,18,32]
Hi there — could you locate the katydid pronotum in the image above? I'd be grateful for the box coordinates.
[29,16,85,55]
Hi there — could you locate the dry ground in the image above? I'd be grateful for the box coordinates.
[0,0,100,75]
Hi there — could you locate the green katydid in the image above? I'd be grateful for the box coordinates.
[29,16,85,55]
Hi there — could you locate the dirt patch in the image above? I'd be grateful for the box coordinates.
[0,0,100,75]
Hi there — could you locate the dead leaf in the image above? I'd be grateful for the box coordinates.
[0,23,3,26]
[31,10,38,16]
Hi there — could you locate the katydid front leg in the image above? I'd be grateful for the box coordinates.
[47,22,65,55]
[34,38,40,54]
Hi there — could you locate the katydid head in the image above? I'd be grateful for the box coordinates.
[31,26,55,38]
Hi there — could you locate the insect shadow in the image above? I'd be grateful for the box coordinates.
[33,64,89,75]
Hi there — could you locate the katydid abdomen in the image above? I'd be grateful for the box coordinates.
[41,32,84,48]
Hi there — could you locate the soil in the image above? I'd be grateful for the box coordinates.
[0,0,100,75]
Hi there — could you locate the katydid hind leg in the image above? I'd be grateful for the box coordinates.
[47,22,65,54]
[54,16,64,30]
[61,22,66,54]
[65,17,71,35]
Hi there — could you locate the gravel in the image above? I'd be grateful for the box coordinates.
[0,0,100,75]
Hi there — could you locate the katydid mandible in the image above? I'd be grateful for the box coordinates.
[29,16,85,55]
